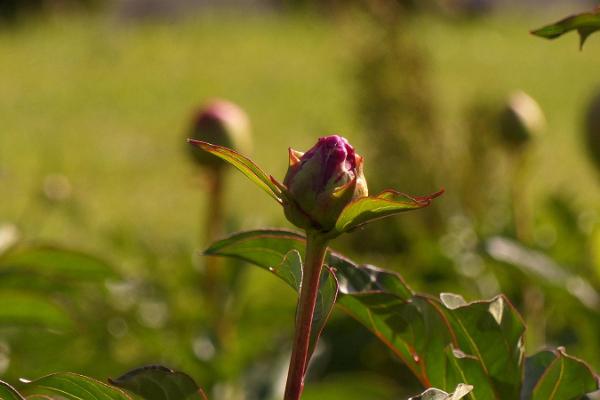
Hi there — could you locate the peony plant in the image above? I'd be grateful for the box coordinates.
[188,134,443,400]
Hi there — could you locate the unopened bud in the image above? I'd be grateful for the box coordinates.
[283,135,368,232]
[187,100,251,168]
[499,91,545,147]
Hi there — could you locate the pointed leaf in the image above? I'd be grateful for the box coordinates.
[335,189,443,233]
[109,365,207,400]
[521,348,599,400]
[531,8,600,49]
[18,372,136,399]
[409,384,473,400]
[0,381,25,400]
[187,139,283,203]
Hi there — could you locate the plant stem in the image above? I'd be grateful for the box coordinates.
[202,167,232,345]
[284,232,328,400]
[204,168,225,286]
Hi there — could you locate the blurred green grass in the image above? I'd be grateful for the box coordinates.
[2,10,600,253]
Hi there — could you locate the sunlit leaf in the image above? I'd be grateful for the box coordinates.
[521,348,598,400]
[18,372,136,399]
[408,383,473,400]
[335,189,443,233]
[531,8,600,49]
[0,380,25,400]
[439,294,525,399]
[109,365,207,400]
[187,139,283,203]
[0,292,73,331]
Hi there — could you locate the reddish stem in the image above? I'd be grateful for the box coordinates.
[284,232,328,400]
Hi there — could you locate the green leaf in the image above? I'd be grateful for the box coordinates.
[0,245,117,282]
[0,380,25,400]
[439,294,526,399]
[18,372,136,399]
[272,250,339,358]
[0,291,73,331]
[409,384,473,400]
[531,8,600,49]
[521,348,599,400]
[109,365,207,400]
[205,229,446,386]
[187,139,283,203]
[485,236,600,310]
[335,189,443,233]
[338,293,453,388]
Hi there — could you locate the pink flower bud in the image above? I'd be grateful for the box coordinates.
[283,135,368,232]
[187,100,251,168]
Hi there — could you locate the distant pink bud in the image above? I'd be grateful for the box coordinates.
[188,100,251,168]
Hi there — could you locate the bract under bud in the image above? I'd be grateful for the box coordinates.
[187,100,251,168]
[283,135,368,232]
[499,91,545,147]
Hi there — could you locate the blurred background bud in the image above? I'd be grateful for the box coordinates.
[283,135,367,232]
[585,88,600,171]
[187,100,252,169]
[499,91,546,148]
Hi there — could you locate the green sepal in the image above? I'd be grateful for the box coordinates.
[187,139,284,203]
[333,189,444,235]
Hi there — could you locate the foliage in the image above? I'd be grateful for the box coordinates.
[531,7,600,49]
[206,229,600,399]
[0,365,206,400]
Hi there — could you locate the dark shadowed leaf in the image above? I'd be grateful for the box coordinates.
[0,245,117,282]
[187,139,283,203]
[109,365,207,400]
[0,380,25,400]
[335,189,443,234]
[408,384,473,400]
[521,348,598,400]
[0,292,73,331]
[531,8,600,49]
[18,372,136,399]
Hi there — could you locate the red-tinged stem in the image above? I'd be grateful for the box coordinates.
[284,232,328,400]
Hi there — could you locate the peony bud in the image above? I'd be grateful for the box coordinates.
[499,91,545,147]
[187,100,251,168]
[282,135,368,232]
